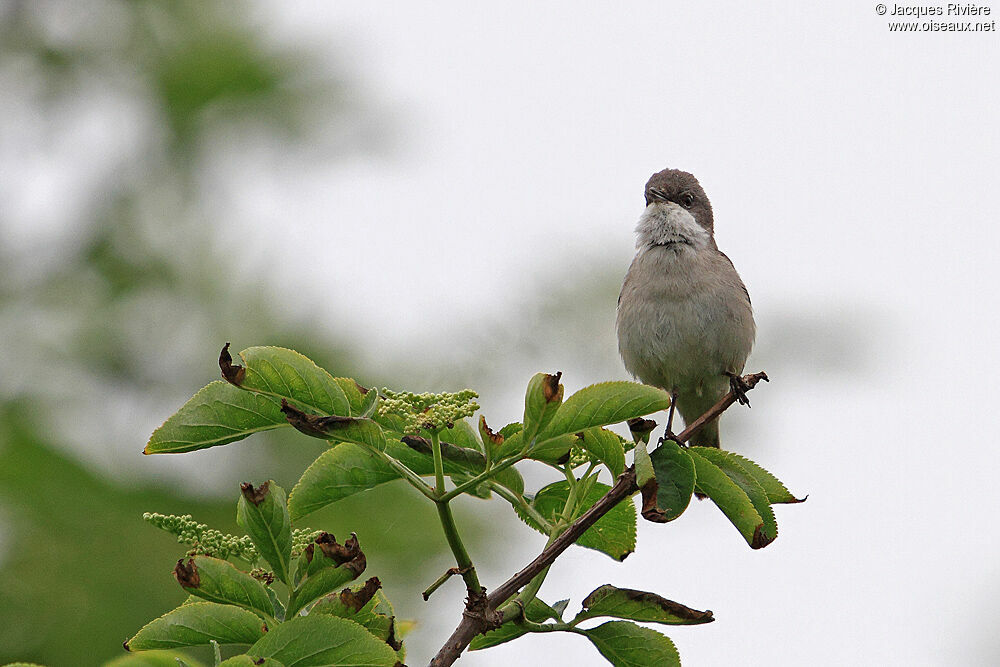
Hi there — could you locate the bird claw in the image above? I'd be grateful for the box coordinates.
[726,372,752,407]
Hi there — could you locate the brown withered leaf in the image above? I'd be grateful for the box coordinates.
[240,480,270,506]
[582,585,715,624]
[639,478,669,523]
[386,617,402,651]
[478,415,504,447]
[542,372,563,402]
[173,558,200,588]
[339,576,382,612]
[280,399,355,438]
[627,417,657,442]
[315,532,366,575]
[751,524,776,550]
[219,342,246,386]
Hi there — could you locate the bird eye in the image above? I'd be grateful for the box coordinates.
[681,193,694,208]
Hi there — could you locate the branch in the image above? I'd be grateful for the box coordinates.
[428,371,768,667]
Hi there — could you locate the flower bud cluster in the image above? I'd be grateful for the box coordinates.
[378,388,480,433]
[143,512,323,562]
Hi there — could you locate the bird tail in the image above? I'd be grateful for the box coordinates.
[686,418,720,448]
[678,395,722,448]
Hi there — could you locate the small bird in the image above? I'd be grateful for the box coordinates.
[616,168,755,448]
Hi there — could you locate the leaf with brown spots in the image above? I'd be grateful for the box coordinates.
[574,584,714,626]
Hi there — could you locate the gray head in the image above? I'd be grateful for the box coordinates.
[644,168,714,235]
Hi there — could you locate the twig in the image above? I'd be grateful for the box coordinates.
[423,567,470,601]
[428,372,768,667]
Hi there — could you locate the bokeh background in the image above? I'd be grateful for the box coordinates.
[1,2,998,665]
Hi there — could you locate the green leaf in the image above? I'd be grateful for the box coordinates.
[288,444,406,520]
[439,418,484,452]
[698,448,802,504]
[236,481,292,585]
[288,434,525,519]
[583,620,680,667]
[469,598,561,650]
[223,345,350,417]
[527,481,636,560]
[633,440,655,489]
[690,447,778,547]
[104,652,208,667]
[479,415,504,464]
[356,386,380,418]
[145,381,286,454]
[310,580,404,660]
[522,372,564,441]
[288,565,363,617]
[173,556,274,621]
[248,615,399,666]
[687,449,770,549]
[573,585,714,626]
[125,602,266,650]
[527,433,577,464]
[540,382,671,439]
[648,440,696,522]
[577,428,626,477]
[217,658,284,667]
[333,378,367,414]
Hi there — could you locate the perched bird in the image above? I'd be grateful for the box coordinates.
[616,168,755,448]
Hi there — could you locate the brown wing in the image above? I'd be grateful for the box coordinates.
[717,250,751,306]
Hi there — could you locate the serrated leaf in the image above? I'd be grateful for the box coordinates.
[574,585,713,626]
[690,447,778,546]
[647,440,696,522]
[237,481,292,585]
[125,602,266,650]
[687,449,769,549]
[577,428,626,477]
[248,615,398,666]
[145,381,286,454]
[700,448,802,504]
[468,598,561,650]
[526,481,636,560]
[583,620,680,667]
[540,382,671,439]
[173,556,274,621]
[225,346,350,417]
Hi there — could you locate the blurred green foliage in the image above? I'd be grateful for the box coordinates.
[0,2,474,664]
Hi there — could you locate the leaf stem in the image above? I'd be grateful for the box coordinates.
[372,449,437,501]
[431,430,483,594]
[489,483,553,532]
[438,452,526,503]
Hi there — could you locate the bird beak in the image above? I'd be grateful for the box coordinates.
[645,188,670,206]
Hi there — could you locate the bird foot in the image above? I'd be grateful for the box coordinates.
[726,372,752,407]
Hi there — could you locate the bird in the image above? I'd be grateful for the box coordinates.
[616,168,755,448]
